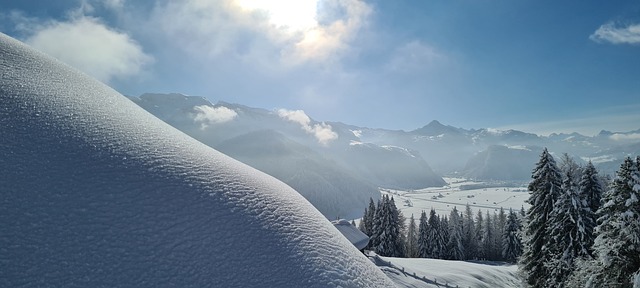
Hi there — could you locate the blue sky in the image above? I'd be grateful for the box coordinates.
[1,0,639,135]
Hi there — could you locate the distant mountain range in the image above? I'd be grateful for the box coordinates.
[129,93,640,217]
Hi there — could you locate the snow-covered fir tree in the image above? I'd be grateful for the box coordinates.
[585,157,640,287]
[406,214,419,258]
[493,207,507,261]
[502,208,523,263]
[578,161,602,254]
[482,210,497,260]
[463,204,477,260]
[520,148,563,288]
[418,210,429,258]
[371,195,405,257]
[359,198,377,237]
[391,197,407,257]
[426,208,446,259]
[369,198,383,250]
[447,207,465,260]
[545,169,593,287]
[475,209,485,260]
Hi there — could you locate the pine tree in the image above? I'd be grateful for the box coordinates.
[358,207,368,233]
[475,210,485,260]
[482,211,493,260]
[362,198,377,236]
[496,208,507,261]
[447,207,465,260]
[578,161,603,254]
[418,210,429,258]
[369,198,383,252]
[545,169,594,287]
[406,214,419,258]
[389,196,406,257]
[371,195,404,257]
[502,208,523,263]
[426,209,445,259]
[519,148,563,288]
[463,204,477,260]
[588,157,640,287]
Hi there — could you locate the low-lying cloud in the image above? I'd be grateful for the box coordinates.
[193,105,238,129]
[590,22,640,45]
[278,109,338,145]
[24,16,152,83]
[609,133,640,141]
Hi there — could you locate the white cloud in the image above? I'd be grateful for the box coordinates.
[610,133,640,141]
[590,22,640,45]
[277,109,338,145]
[149,0,371,65]
[193,105,238,129]
[24,16,152,83]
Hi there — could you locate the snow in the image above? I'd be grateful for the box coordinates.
[382,178,530,217]
[0,33,394,287]
[370,253,520,288]
[332,219,370,250]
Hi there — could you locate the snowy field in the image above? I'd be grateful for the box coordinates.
[370,253,520,288]
[381,177,531,218]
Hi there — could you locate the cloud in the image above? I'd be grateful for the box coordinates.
[590,22,640,45]
[149,0,371,65]
[193,105,238,129]
[609,133,640,141]
[24,16,152,83]
[277,109,338,145]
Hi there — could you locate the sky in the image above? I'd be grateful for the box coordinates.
[1,0,639,136]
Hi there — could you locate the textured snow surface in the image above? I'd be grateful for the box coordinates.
[0,33,394,287]
[372,255,520,288]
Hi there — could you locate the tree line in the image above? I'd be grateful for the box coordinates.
[521,150,640,287]
[357,194,525,263]
[357,149,640,287]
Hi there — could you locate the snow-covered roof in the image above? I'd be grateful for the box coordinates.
[332,219,370,250]
[0,33,393,287]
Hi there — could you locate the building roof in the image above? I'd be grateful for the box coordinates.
[332,219,370,250]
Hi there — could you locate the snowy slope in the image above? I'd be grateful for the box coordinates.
[0,33,394,287]
[372,254,520,288]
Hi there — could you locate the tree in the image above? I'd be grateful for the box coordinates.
[406,214,419,258]
[371,195,404,257]
[587,157,640,287]
[447,207,465,260]
[482,211,497,260]
[418,210,429,258]
[426,208,446,259]
[463,204,477,260]
[545,169,593,287]
[502,208,522,263]
[360,198,377,237]
[475,210,485,260]
[578,161,603,254]
[519,148,563,288]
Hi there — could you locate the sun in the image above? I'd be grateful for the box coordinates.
[234,0,319,33]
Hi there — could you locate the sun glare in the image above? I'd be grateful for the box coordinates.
[234,0,319,32]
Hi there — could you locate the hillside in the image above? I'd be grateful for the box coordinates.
[0,32,394,287]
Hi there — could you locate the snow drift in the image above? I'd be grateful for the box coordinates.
[0,33,394,287]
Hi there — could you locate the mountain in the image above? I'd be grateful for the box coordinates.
[130,93,447,218]
[0,33,394,287]
[463,145,542,181]
[215,129,379,218]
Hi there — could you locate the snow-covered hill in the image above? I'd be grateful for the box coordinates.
[0,33,394,287]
